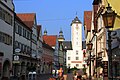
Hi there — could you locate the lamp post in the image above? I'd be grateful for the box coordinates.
[87,41,93,80]
[102,3,117,80]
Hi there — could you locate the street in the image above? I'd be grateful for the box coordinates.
[37,73,74,80]
[37,74,53,80]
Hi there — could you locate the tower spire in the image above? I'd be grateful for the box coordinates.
[44,28,47,35]
[58,28,65,42]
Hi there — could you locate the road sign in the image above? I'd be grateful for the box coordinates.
[15,48,21,53]
[14,55,19,61]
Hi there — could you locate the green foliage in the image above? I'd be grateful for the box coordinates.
[70,66,78,71]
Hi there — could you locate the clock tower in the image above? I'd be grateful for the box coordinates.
[71,16,82,50]
[68,16,83,69]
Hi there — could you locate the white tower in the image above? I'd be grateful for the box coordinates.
[68,16,83,69]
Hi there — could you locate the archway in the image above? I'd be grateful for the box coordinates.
[2,60,10,80]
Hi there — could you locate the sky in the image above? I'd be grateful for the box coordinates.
[13,0,93,41]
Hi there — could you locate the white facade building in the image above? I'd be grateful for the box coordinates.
[66,16,84,69]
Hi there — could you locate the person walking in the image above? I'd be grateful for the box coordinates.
[58,67,64,80]
[52,68,56,78]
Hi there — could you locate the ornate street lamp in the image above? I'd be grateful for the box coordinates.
[87,41,93,80]
[102,4,117,28]
[102,3,117,80]
[87,41,93,50]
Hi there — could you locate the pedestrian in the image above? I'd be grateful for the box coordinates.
[58,67,64,80]
[52,68,56,77]
[76,72,82,80]
[73,70,77,80]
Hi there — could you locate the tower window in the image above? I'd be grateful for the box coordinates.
[76,42,78,45]
[68,57,70,60]
[76,57,79,60]
[76,64,79,67]
[76,50,78,55]
[68,64,71,67]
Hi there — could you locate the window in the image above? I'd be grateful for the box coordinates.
[15,23,18,33]
[0,32,12,45]
[68,57,70,60]
[76,37,78,40]
[76,50,78,55]
[76,32,78,35]
[76,57,79,60]
[76,64,79,67]
[23,28,25,37]
[68,64,71,67]
[21,44,23,52]
[25,30,27,38]
[18,25,22,36]
[24,45,27,53]
[27,31,29,39]
[29,32,31,39]
[0,7,12,25]
[2,10,5,20]
[76,42,78,45]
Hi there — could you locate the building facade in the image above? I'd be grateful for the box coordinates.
[36,25,43,74]
[16,13,40,79]
[43,32,59,69]
[42,42,54,74]
[0,0,14,79]
[84,0,120,80]
[66,16,84,69]
[14,14,32,79]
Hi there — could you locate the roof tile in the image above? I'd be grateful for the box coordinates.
[16,13,35,29]
[84,11,92,32]
[43,35,57,47]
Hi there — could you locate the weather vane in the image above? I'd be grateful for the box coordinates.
[76,12,78,16]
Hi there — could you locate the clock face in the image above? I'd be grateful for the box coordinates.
[76,24,79,30]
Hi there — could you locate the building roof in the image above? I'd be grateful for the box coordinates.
[62,41,72,50]
[71,16,82,25]
[16,13,36,29]
[84,11,92,32]
[15,14,32,31]
[43,35,57,47]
